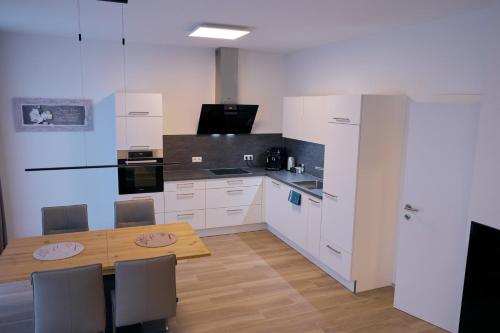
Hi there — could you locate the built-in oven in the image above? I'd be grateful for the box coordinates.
[118,150,164,195]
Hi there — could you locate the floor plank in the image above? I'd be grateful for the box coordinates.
[0,231,445,333]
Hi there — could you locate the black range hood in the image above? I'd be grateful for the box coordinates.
[197,48,259,135]
[197,104,258,134]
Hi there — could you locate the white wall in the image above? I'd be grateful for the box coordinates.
[286,10,486,98]
[469,4,500,229]
[0,32,285,238]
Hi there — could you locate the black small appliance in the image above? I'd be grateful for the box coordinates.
[118,151,164,195]
[265,147,285,171]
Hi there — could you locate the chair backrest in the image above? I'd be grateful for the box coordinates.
[114,254,177,327]
[32,264,106,333]
[114,199,155,228]
[41,204,89,235]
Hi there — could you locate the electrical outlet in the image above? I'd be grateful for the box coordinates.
[192,156,202,163]
[244,155,254,161]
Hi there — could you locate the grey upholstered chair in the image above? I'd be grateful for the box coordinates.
[41,204,89,235]
[114,199,156,228]
[112,254,177,332]
[32,264,106,333]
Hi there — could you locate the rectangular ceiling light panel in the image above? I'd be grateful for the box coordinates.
[189,25,250,40]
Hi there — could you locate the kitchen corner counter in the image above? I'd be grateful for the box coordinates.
[163,168,323,199]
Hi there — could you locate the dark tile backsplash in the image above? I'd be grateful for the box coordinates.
[163,134,325,178]
[163,134,283,170]
[284,138,325,178]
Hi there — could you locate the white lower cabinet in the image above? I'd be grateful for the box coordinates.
[164,189,205,212]
[154,213,165,225]
[206,205,262,228]
[306,197,322,259]
[164,210,206,230]
[117,192,165,214]
[319,238,352,281]
[206,186,262,208]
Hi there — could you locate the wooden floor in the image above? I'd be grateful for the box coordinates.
[0,230,444,333]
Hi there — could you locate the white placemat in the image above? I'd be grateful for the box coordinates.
[135,232,177,248]
[33,242,85,261]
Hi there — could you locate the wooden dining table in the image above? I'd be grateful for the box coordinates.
[0,222,211,284]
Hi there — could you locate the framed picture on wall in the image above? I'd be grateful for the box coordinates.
[13,97,93,132]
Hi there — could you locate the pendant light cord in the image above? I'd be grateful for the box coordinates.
[76,0,88,167]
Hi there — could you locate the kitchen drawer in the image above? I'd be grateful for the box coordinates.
[164,180,206,192]
[319,238,352,281]
[115,92,163,117]
[154,213,165,225]
[164,189,205,212]
[117,192,164,214]
[164,210,206,230]
[206,186,262,208]
[205,177,262,189]
[206,205,262,228]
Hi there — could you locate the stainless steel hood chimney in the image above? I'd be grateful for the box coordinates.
[197,47,258,134]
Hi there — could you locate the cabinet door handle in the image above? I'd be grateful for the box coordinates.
[177,193,195,197]
[309,198,321,205]
[326,244,342,255]
[176,182,195,188]
[404,204,420,213]
[271,181,281,187]
[332,117,351,123]
[227,189,243,193]
[128,111,150,115]
[132,196,152,200]
[226,209,243,213]
[324,192,338,200]
[177,213,195,218]
[227,179,244,184]
[129,145,150,149]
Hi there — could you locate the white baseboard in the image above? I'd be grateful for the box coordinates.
[266,225,356,293]
[198,223,267,237]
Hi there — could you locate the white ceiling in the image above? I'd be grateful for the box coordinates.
[0,0,496,53]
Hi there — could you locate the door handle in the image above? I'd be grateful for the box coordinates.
[323,192,338,200]
[404,204,420,213]
[326,244,342,255]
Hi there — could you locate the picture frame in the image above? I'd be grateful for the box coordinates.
[13,97,93,132]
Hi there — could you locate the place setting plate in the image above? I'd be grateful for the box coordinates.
[135,232,177,248]
[33,242,85,261]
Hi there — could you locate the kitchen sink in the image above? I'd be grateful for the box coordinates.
[293,180,323,190]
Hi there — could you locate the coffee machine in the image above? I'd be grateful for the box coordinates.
[265,147,285,171]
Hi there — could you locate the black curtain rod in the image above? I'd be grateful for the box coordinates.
[25,162,180,172]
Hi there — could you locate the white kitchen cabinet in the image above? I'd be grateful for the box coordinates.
[164,210,206,230]
[321,95,407,292]
[322,123,359,252]
[206,205,262,228]
[164,189,205,212]
[206,186,262,209]
[283,97,304,140]
[117,192,165,214]
[115,92,163,117]
[164,180,206,192]
[205,177,262,189]
[155,213,165,225]
[306,196,322,259]
[326,95,362,125]
[116,117,128,150]
[282,189,308,250]
[125,117,163,150]
[302,96,328,144]
[264,178,288,232]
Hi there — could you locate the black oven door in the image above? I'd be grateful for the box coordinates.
[118,159,164,195]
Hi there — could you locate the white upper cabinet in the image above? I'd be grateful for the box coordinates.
[326,95,362,125]
[303,96,328,144]
[125,117,163,150]
[283,97,304,140]
[115,92,164,151]
[115,92,163,117]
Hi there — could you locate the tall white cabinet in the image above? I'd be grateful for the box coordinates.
[321,95,407,292]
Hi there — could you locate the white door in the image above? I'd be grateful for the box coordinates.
[264,178,287,232]
[322,123,359,252]
[283,97,303,140]
[306,196,322,259]
[326,95,362,125]
[394,102,479,332]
